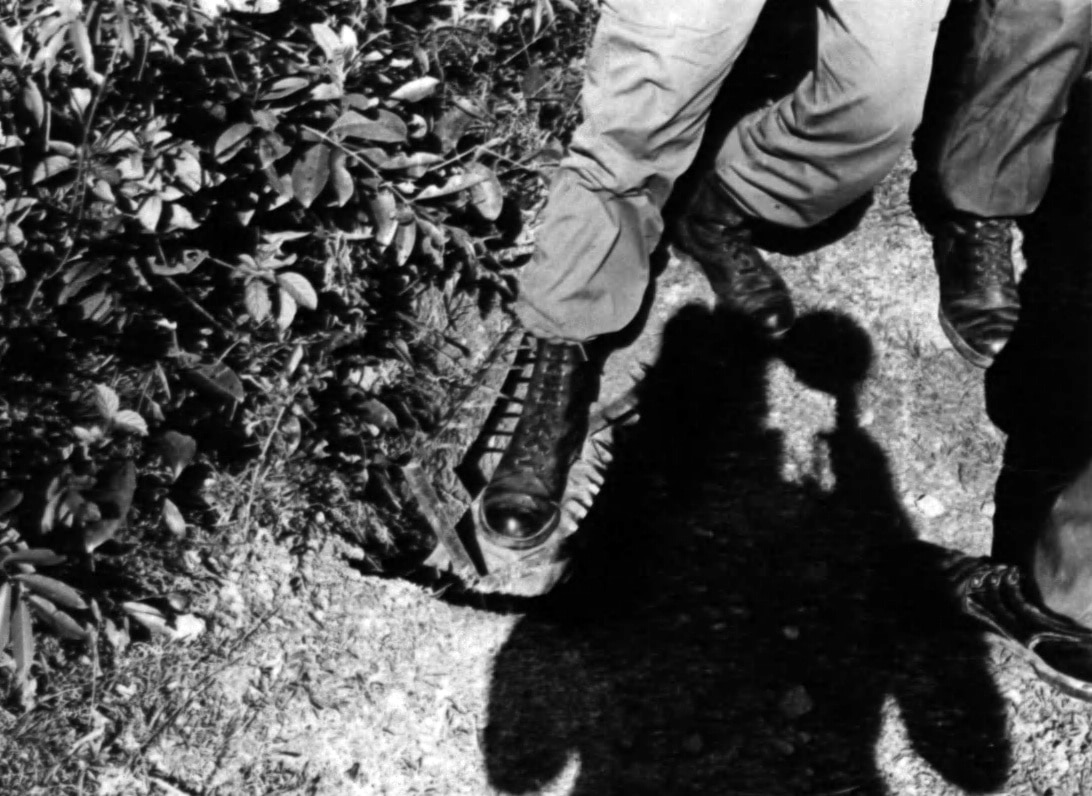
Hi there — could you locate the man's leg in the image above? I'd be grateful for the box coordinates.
[667,0,948,335]
[922,0,1092,367]
[482,0,765,550]
[716,0,950,228]
[515,0,766,344]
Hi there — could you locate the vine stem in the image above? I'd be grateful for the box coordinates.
[239,383,304,532]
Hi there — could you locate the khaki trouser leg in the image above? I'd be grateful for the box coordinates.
[516,0,765,342]
[717,0,950,228]
[517,0,949,341]
[932,0,1092,217]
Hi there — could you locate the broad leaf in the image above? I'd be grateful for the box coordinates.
[31,155,73,184]
[376,151,442,177]
[329,110,407,143]
[277,272,318,310]
[157,431,198,479]
[276,289,298,330]
[149,249,207,276]
[390,76,440,103]
[165,203,199,232]
[468,163,504,220]
[120,601,170,636]
[113,410,148,436]
[12,596,33,690]
[245,279,272,322]
[162,499,186,535]
[214,123,254,163]
[261,76,310,101]
[291,144,331,208]
[185,362,245,403]
[26,595,90,641]
[358,398,399,431]
[311,23,341,61]
[136,195,163,232]
[15,573,87,610]
[393,220,417,266]
[416,169,491,201]
[257,132,292,168]
[370,189,398,249]
[22,81,44,127]
[92,384,119,420]
[0,549,66,568]
[69,19,99,82]
[0,582,11,651]
[329,148,353,207]
[0,488,22,515]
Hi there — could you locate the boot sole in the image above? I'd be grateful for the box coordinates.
[992,634,1092,703]
[938,309,995,369]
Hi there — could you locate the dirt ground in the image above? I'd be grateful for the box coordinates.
[69,142,1092,796]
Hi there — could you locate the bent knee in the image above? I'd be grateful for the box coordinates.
[853,93,923,149]
[796,79,924,151]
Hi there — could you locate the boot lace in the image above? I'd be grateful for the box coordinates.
[957,220,1013,285]
[510,344,580,469]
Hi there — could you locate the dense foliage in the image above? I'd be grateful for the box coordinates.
[0,0,589,705]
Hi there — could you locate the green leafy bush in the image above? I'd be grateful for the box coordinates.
[0,0,592,694]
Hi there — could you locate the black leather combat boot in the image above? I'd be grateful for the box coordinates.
[672,175,795,338]
[943,552,1092,702]
[935,215,1019,368]
[479,338,599,550]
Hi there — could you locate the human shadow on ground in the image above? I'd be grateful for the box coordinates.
[984,72,1092,579]
[483,307,1010,795]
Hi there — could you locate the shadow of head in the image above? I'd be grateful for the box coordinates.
[485,307,1010,795]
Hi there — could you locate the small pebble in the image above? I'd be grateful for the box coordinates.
[683,733,704,755]
[780,686,814,719]
[915,494,946,519]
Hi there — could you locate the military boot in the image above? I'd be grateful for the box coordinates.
[479,338,599,551]
[944,552,1092,702]
[672,175,795,338]
[935,215,1019,368]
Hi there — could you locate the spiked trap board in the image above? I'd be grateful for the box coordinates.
[411,333,640,598]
